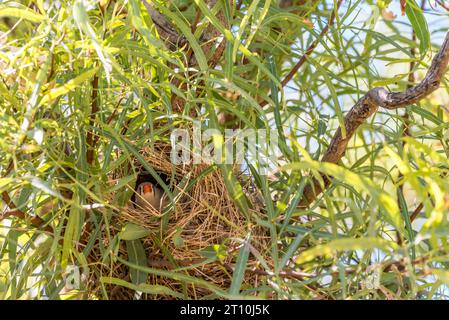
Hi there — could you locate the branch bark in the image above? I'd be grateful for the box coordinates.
[142,0,225,64]
[86,74,99,165]
[142,0,187,51]
[0,205,52,233]
[297,30,449,208]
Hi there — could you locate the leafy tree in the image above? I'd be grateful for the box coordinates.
[0,0,448,299]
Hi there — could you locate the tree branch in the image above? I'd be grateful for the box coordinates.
[259,0,342,108]
[142,0,187,51]
[86,74,99,165]
[198,0,227,62]
[297,30,449,208]
[281,0,342,87]
[0,175,53,233]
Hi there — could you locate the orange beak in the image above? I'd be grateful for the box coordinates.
[143,184,153,194]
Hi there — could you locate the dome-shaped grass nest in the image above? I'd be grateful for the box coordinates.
[86,142,272,299]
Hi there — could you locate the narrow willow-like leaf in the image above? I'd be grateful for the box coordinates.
[405,0,430,55]
[100,277,184,298]
[0,6,45,23]
[295,237,399,265]
[229,236,251,296]
[120,223,152,241]
[126,239,149,285]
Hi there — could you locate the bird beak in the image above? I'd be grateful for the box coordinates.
[143,184,153,194]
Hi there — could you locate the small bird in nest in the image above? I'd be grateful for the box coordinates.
[135,182,168,212]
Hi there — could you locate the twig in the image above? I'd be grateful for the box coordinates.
[0,208,52,233]
[410,202,424,222]
[281,0,342,87]
[105,94,125,125]
[260,0,343,108]
[435,0,449,12]
[86,74,99,165]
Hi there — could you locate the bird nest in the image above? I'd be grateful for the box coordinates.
[86,142,271,299]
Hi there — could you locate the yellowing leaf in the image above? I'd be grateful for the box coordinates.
[0,178,13,189]
[295,238,399,265]
[0,7,45,23]
[431,269,449,285]
[281,160,403,230]
[372,74,408,86]
[40,67,99,105]
[384,145,410,175]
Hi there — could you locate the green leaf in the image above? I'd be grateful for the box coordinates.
[193,0,233,41]
[126,239,149,285]
[117,256,232,298]
[0,6,45,23]
[40,67,100,105]
[172,227,184,248]
[396,185,415,261]
[73,1,113,78]
[61,193,82,269]
[295,237,399,265]
[155,3,209,72]
[405,0,430,55]
[267,56,291,159]
[199,244,227,262]
[100,277,184,298]
[309,57,346,137]
[282,160,404,231]
[120,223,152,241]
[229,236,250,296]
[232,0,261,61]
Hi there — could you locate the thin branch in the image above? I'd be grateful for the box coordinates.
[105,94,125,126]
[281,0,342,87]
[0,208,52,233]
[142,0,187,51]
[259,0,343,108]
[0,127,51,232]
[410,202,424,222]
[86,74,99,165]
[297,30,449,208]
[435,0,449,12]
[0,176,53,233]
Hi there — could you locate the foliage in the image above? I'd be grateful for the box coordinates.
[0,0,448,300]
